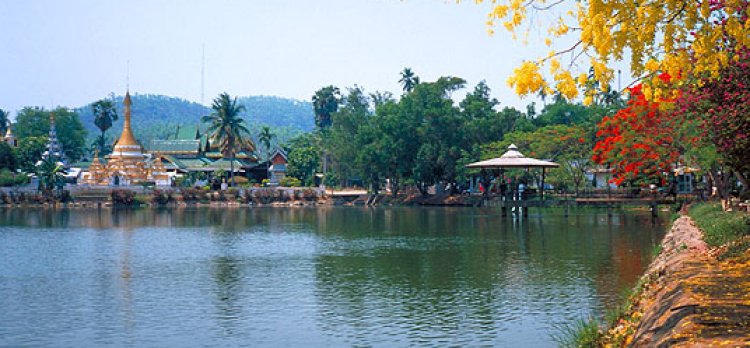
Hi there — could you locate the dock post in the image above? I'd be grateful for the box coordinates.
[564,202,569,218]
[523,202,528,217]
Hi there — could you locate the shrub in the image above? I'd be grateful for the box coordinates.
[111,189,137,206]
[180,187,209,203]
[279,177,302,187]
[261,179,271,186]
[152,189,175,205]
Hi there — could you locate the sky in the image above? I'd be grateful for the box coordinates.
[0,0,577,116]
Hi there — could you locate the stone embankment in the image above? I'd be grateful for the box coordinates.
[605,215,750,346]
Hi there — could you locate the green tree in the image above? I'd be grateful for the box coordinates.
[16,136,47,172]
[202,93,254,187]
[91,99,118,156]
[286,133,320,186]
[257,126,275,161]
[0,142,16,170]
[312,86,341,129]
[325,86,372,186]
[14,107,87,162]
[406,76,466,194]
[398,67,420,93]
[0,109,9,136]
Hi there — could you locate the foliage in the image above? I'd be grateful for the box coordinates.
[592,77,684,186]
[14,107,87,162]
[0,168,28,187]
[15,136,47,172]
[257,125,275,161]
[91,99,118,155]
[0,142,17,170]
[398,67,420,93]
[286,132,320,186]
[690,202,750,247]
[479,0,750,103]
[279,176,302,187]
[0,109,8,135]
[202,93,254,187]
[111,189,138,206]
[35,156,65,192]
[673,49,750,178]
[312,86,341,129]
[553,317,604,348]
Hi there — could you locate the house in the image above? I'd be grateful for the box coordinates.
[267,148,288,186]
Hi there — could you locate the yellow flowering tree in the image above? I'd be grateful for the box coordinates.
[479,0,750,102]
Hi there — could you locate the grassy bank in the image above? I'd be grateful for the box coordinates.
[689,202,750,248]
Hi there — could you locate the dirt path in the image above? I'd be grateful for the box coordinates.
[606,216,750,347]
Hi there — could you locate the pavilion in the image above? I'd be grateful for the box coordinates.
[466,144,559,199]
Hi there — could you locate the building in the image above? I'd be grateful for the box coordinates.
[148,124,258,179]
[80,92,169,186]
[267,148,288,186]
[38,112,67,167]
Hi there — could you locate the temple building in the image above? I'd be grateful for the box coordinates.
[38,112,67,167]
[80,92,170,186]
[148,124,258,177]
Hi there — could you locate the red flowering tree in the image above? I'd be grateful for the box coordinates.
[592,74,694,186]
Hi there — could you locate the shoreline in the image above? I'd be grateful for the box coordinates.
[601,211,750,346]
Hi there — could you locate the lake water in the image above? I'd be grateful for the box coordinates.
[0,207,665,347]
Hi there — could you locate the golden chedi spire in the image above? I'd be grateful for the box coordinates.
[114,91,140,148]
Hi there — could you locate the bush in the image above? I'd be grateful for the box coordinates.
[690,202,750,247]
[279,177,302,187]
[152,189,175,205]
[261,179,270,186]
[0,169,28,187]
[111,189,137,206]
[180,187,209,203]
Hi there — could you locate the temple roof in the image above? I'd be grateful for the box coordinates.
[148,139,201,154]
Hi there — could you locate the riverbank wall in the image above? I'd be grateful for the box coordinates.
[603,213,750,346]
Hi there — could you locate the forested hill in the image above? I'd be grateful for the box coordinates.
[76,94,314,143]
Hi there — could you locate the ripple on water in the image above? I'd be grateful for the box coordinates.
[0,207,665,347]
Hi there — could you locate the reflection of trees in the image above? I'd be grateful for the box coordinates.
[312,208,667,343]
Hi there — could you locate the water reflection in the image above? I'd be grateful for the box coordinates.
[0,207,666,347]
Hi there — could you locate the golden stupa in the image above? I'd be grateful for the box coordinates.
[81,91,170,186]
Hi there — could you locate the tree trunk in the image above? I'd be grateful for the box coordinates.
[736,170,748,196]
[230,152,235,187]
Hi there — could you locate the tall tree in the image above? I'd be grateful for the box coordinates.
[257,125,275,161]
[91,99,118,156]
[312,86,341,129]
[398,67,420,93]
[202,93,254,187]
[0,109,9,136]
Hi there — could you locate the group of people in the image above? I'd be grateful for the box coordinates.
[478,177,528,200]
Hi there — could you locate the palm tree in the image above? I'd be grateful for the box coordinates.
[36,156,65,193]
[257,126,275,161]
[0,109,9,136]
[202,93,253,187]
[91,100,118,155]
[399,67,419,93]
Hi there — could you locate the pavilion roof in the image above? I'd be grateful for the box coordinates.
[466,144,559,169]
